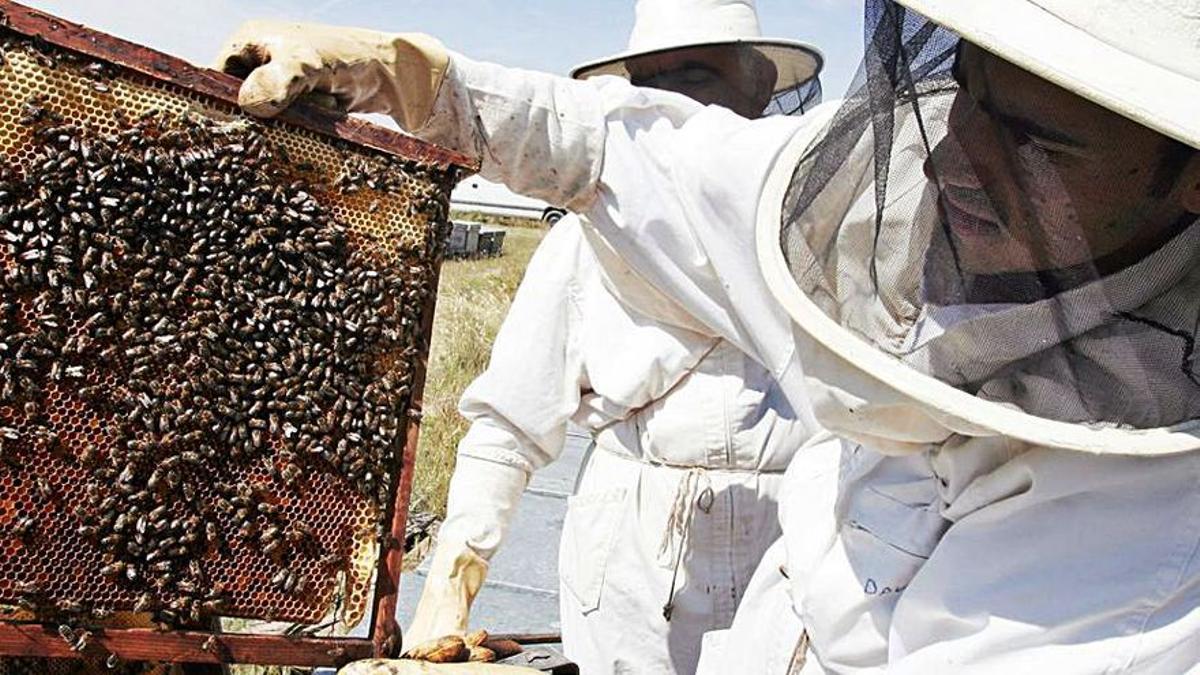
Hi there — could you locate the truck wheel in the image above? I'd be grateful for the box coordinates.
[541,207,567,225]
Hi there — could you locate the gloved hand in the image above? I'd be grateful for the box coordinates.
[213,20,449,129]
[404,456,528,648]
[405,545,489,648]
[404,630,524,664]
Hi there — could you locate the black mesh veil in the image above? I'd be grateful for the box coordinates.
[767,75,823,116]
[777,0,1200,431]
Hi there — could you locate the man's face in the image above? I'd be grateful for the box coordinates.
[928,43,1199,277]
[627,45,777,119]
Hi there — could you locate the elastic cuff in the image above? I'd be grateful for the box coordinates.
[457,446,538,475]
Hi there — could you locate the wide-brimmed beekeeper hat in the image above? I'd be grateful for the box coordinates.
[755,0,1200,457]
[897,0,1200,150]
[571,0,823,98]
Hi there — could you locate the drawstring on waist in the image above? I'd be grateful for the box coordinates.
[584,441,783,622]
[658,467,715,621]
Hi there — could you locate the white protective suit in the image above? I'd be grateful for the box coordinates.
[412,51,1200,673]
[438,182,817,672]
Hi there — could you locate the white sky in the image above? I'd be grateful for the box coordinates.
[21,0,865,99]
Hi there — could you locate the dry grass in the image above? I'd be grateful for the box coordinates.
[410,223,548,518]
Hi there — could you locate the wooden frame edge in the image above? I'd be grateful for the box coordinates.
[0,0,480,172]
[369,256,445,657]
[0,624,373,667]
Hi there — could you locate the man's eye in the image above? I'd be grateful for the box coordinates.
[630,64,720,90]
[1023,134,1078,157]
[677,66,718,85]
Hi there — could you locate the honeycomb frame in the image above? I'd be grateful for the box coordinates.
[0,0,474,666]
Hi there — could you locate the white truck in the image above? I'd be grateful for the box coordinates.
[451,177,567,224]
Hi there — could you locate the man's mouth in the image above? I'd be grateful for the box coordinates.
[940,185,1004,237]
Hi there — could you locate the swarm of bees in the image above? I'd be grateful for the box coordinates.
[0,32,453,630]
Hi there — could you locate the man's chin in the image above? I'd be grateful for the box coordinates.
[953,239,1039,278]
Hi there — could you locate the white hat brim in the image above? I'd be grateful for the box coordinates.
[896,0,1200,149]
[571,39,824,94]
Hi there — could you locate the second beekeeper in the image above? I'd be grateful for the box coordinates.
[404,2,821,673]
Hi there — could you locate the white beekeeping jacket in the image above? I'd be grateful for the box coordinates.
[436,208,807,565]
[456,212,812,477]
[421,61,823,672]
[418,54,813,395]
[454,215,717,480]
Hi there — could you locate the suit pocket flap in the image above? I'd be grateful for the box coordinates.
[560,488,628,614]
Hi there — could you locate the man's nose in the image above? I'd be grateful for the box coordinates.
[926,95,985,188]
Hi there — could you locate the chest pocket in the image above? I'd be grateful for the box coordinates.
[845,481,947,563]
[797,453,949,666]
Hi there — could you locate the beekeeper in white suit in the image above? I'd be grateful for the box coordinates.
[408,4,823,673]
[215,2,823,673]
[218,0,1200,670]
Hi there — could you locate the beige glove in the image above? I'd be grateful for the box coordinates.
[339,661,535,674]
[213,19,449,129]
[404,457,528,648]
[403,545,489,648]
